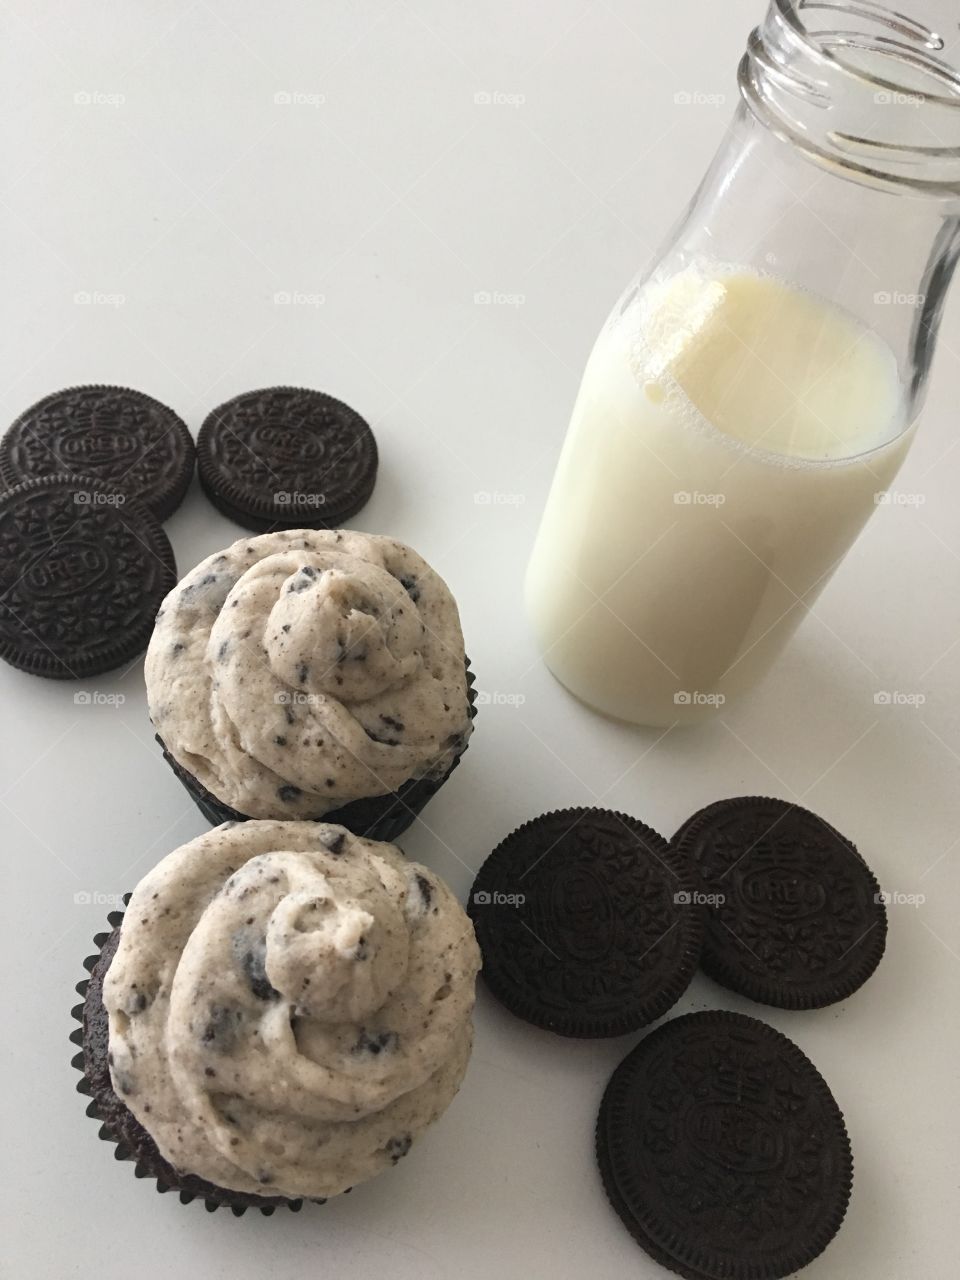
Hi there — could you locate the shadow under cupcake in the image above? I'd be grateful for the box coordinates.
[146,529,477,844]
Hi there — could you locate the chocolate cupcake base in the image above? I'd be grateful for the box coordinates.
[71,909,319,1216]
[156,664,477,843]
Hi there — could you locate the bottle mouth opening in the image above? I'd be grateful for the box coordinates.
[741,0,960,196]
[777,0,959,101]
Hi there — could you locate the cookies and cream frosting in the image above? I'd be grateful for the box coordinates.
[145,529,471,819]
[102,821,480,1199]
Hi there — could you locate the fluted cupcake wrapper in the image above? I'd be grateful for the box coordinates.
[71,905,324,1216]
[156,661,478,843]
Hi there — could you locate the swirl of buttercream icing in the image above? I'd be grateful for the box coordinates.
[145,529,472,820]
[103,820,480,1199]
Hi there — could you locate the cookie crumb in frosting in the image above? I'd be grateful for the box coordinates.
[144,530,471,822]
[102,821,480,1200]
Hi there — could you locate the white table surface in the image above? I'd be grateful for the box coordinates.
[2,3,959,1278]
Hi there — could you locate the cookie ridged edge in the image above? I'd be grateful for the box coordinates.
[195,386,377,532]
[0,385,195,522]
[468,807,705,1038]
[0,474,177,679]
[596,1009,854,1280]
[673,796,887,1010]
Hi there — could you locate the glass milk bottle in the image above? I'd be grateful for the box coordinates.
[526,0,960,727]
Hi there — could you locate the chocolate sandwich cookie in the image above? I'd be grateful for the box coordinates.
[673,797,886,1009]
[0,475,176,679]
[596,1010,853,1280]
[196,387,378,531]
[0,385,194,521]
[467,808,704,1037]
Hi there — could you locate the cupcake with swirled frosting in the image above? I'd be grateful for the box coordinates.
[73,821,480,1211]
[146,529,475,841]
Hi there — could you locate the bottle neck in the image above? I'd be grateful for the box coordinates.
[741,0,960,199]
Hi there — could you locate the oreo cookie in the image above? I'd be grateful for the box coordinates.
[673,797,886,1009]
[596,1011,853,1279]
[467,808,704,1037]
[0,475,176,679]
[72,916,311,1215]
[0,385,194,521]
[196,387,378,532]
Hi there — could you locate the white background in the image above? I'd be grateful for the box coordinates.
[2,3,959,1278]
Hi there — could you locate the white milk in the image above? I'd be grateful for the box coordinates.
[526,267,913,726]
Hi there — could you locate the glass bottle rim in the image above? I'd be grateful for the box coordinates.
[773,0,960,106]
[742,0,960,197]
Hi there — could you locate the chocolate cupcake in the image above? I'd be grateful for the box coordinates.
[72,820,481,1210]
[145,529,476,841]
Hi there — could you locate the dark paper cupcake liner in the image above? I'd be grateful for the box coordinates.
[156,662,477,843]
[71,905,319,1216]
